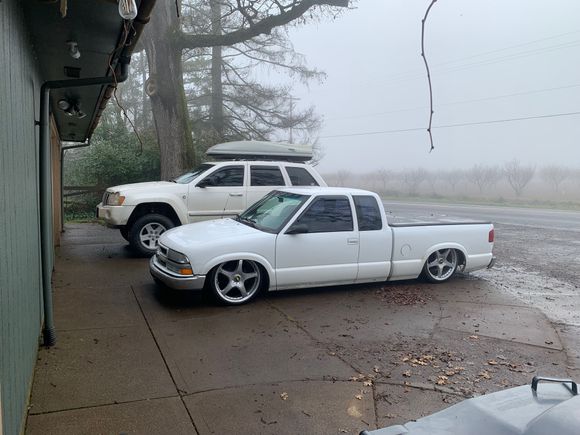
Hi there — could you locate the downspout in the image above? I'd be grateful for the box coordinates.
[39,59,130,346]
[60,141,90,233]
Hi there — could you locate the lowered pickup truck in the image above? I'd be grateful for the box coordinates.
[150,187,495,305]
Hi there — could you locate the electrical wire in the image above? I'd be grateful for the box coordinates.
[325,82,580,122]
[319,110,580,139]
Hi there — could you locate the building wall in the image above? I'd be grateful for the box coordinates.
[0,1,45,434]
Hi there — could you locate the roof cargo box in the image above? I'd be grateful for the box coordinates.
[206,140,313,162]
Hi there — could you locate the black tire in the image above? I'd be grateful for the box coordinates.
[120,226,129,241]
[128,214,175,257]
[422,248,458,283]
[208,259,264,305]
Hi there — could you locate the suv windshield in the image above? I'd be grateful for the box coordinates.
[172,163,214,184]
[237,191,308,233]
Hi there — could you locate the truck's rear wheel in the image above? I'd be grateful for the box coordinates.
[423,249,458,283]
[129,214,174,257]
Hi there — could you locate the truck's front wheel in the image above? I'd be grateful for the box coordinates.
[128,214,175,257]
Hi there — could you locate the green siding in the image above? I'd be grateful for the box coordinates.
[0,1,45,435]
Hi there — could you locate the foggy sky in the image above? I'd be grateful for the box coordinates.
[286,0,580,172]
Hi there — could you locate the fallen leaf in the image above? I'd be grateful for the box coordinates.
[479,371,491,380]
[355,394,363,400]
[469,335,479,340]
[280,392,289,400]
[373,365,381,373]
[402,370,412,377]
[487,360,498,365]
[363,380,373,387]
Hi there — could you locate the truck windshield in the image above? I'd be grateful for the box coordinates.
[172,163,214,184]
[237,191,308,233]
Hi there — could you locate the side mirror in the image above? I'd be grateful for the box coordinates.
[197,178,212,188]
[286,223,309,235]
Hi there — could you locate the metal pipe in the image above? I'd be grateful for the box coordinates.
[39,59,130,347]
[60,142,90,232]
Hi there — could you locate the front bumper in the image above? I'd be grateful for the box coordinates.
[96,202,135,226]
[149,256,206,290]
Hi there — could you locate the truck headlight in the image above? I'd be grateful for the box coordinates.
[168,249,190,264]
[106,192,125,206]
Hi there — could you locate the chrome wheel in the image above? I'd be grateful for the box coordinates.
[212,260,261,304]
[424,249,458,283]
[139,222,167,250]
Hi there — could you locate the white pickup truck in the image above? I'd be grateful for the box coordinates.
[150,187,496,305]
[96,141,325,255]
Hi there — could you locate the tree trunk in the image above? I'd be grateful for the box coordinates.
[210,0,224,141]
[143,1,195,180]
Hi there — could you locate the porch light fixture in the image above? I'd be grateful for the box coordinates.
[118,0,138,20]
[66,41,80,59]
[57,99,86,119]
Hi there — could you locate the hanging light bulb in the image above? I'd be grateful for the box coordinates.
[118,0,138,20]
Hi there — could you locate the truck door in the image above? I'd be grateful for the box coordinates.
[352,195,392,282]
[275,195,359,288]
[187,164,246,222]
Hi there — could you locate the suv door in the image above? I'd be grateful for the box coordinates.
[247,164,288,207]
[275,195,359,288]
[187,164,246,222]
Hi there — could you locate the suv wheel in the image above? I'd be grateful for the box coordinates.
[129,214,175,257]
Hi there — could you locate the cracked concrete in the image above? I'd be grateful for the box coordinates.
[26,217,580,434]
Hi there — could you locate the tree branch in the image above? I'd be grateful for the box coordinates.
[178,0,348,49]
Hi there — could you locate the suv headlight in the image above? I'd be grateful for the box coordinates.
[106,192,125,206]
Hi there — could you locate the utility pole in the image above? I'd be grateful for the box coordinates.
[288,96,299,144]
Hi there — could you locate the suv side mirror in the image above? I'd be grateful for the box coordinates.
[197,178,212,188]
[286,223,309,235]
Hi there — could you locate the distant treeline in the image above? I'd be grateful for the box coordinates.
[323,160,580,202]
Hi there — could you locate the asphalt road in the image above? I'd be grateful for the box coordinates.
[383,201,580,232]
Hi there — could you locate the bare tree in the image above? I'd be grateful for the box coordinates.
[468,165,501,194]
[376,168,391,191]
[439,169,465,192]
[336,169,352,187]
[504,160,535,197]
[541,165,569,193]
[401,168,427,196]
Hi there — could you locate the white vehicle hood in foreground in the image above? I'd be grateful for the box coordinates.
[159,218,276,275]
[107,181,179,194]
[364,379,579,435]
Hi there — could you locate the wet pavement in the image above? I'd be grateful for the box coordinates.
[26,208,580,434]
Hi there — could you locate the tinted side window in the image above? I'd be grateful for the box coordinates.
[286,167,319,186]
[295,197,353,233]
[203,166,244,187]
[250,166,285,186]
[353,195,383,231]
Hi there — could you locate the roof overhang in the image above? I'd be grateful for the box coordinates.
[21,0,155,142]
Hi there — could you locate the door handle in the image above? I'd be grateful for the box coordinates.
[347,238,359,245]
[229,193,243,197]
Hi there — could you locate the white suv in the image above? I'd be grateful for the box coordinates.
[97,160,326,255]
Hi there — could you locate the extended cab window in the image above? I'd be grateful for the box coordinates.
[250,165,285,186]
[353,195,383,231]
[200,165,244,187]
[286,166,319,186]
[295,196,353,233]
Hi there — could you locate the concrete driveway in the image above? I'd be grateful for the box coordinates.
[26,222,574,434]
